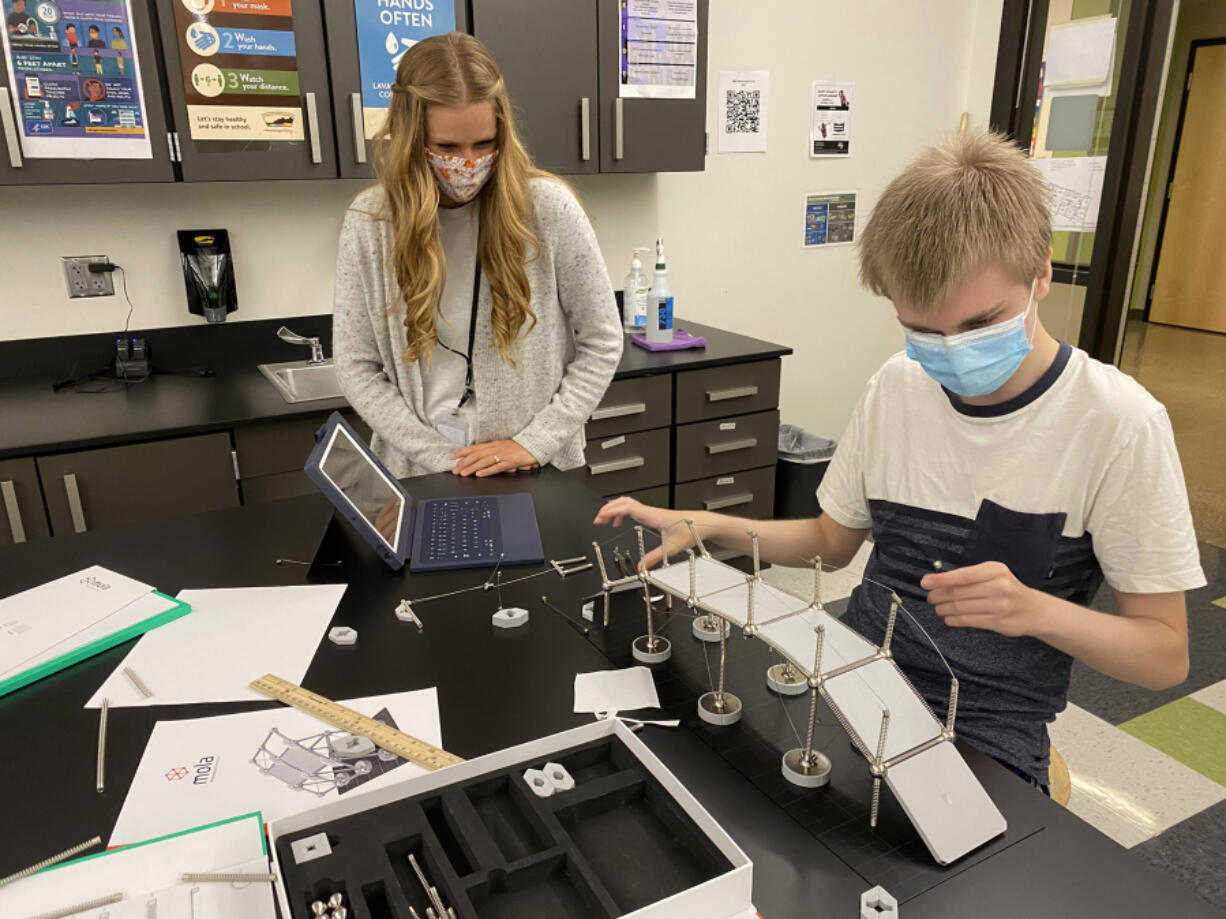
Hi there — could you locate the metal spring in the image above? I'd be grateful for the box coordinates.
[0,836,102,887]
[181,871,277,883]
[28,892,122,919]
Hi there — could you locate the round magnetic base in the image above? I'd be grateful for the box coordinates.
[781,748,832,788]
[691,615,729,643]
[766,663,808,696]
[697,691,743,726]
[632,634,672,664]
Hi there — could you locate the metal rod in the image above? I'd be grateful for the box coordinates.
[642,583,657,651]
[874,709,891,767]
[684,519,709,557]
[882,594,899,655]
[812,555,823,608]
[716,622,728,707]
[946,676,960,735]
[802,687,819,762]
[96,698,108,793]
[687,549,697,603]
[635,525,646,566]
[750,531,760,578]
[541,595,590,636]
[122,666,153,698]
[0,837,101,887]
[744,576,756,633]
[408,854,446,916]
[871,777,882,829]
[181,872,277,883]
[658,527,670,566]
[812,624,826,678]
[29,893,123,919]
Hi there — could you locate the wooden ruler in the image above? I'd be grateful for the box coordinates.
[249,674,464,771]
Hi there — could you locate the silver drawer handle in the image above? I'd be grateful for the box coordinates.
[581,97,591,161]
[614,98,624,160]
[707,384,759,402]
[64,472,88,533]
[589,456,645,476]
[704,492,753,511]
[591,401,647,421]
[304,92,322,164]
[1,479,25,543]
[350,93,367,164]
[707,437,758,455]
[0,88,22,168]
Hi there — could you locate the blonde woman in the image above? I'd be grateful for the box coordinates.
[333,33,622,478]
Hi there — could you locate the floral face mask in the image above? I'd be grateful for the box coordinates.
[426,148,498,204]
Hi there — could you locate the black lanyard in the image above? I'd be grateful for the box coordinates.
[436,255,481,413]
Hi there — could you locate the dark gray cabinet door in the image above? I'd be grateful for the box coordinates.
[597,0,707,173]
[323,2,470,180]
[0,457,49,546]
[154,0,337,181]
[473,0,598,176]
[36,432,239,536]
[0,0,175,185]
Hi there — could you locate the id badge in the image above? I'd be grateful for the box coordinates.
[436,415,470,447]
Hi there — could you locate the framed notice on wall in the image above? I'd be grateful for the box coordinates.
[171,0,304,142]
[0,0,152,159]
[352,0,454,140]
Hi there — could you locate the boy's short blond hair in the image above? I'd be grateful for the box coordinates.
[858,131,1051,314]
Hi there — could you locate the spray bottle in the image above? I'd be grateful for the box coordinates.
[646,237,674,343]
[622,247,651,331]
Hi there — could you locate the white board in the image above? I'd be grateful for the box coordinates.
[822,658,942,760]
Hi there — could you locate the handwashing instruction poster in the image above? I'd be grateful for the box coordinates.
[619,0,697,99]
[804,191,856,248]
[1,0,152,159]
[171,0,304,142]
[810,80,853,157]
[353,0,454,140]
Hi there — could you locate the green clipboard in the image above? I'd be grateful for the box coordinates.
[0,591,192,698]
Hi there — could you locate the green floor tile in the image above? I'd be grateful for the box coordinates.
[1120,698,1226,787]
[1212,596,1226,610]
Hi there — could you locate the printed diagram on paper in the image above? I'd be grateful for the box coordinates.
[619,0,698,99]
[1032,156,1107,232]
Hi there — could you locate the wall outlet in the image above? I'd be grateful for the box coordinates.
[62,255,114,299]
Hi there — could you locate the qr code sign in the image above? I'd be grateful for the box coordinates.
[724,89,760,134]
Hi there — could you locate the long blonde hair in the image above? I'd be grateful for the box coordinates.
[373,32,548,366]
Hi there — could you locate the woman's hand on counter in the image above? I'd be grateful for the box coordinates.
[450,440,540,477]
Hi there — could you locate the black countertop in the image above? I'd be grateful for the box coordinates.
[0,317,790,460]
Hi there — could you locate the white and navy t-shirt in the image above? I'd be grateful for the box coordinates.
[818,343,1205,784]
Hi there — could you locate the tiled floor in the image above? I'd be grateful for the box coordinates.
[762,538,1226,910]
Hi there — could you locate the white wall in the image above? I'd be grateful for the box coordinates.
[0,0,1004,439]
[657,0,1003,439]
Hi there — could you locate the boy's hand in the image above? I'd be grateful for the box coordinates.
[922,561,1043,638]
[593,497,691,569]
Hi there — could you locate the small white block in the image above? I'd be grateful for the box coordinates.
[542,761,575,792]
[581,601,595,622]
[492,607,529,629]
[328,626,358,646]
[860,885,898,919]
[290,832,333,865]
[523,767,554,797]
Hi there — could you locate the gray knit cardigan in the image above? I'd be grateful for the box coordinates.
[333,178,624,478]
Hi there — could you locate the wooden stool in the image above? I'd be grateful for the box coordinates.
[1049,745,1071,806]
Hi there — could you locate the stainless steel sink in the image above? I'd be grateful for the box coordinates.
[258,359,343,403]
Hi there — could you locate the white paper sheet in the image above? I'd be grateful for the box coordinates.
[810,81,854,158]
[86,584,346,708]
[0,566,154,678]
[0,813,272,919]
[1032,155,1108,231]
[1045,16,1116,87]
[718,70,768,153]
[620,0,698,99]
[574,666,660,714]
[110,689,441,846]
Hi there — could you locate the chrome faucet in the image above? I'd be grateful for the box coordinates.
[276,326,326,365]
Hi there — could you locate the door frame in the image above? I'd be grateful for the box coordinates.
[1143,37,1226,322]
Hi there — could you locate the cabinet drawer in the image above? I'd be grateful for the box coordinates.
[0,457,50,546]
[37,433,239,536]
[675,359,781,423]
[242,471,317,505]
[234,411,369,479]
[674,467,775,520]
[583,428,670,496]
[624,485,671,508]
[586,374,672,439]
[675,410,779,483]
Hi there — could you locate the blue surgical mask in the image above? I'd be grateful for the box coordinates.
[903,279,1037,398]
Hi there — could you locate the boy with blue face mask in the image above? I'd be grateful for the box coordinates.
[596,131,1203,791]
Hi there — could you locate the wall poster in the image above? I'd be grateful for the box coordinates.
[171,0,304,142]
[1,0,152,159]
[810,80,853,158]
[353,0,454,141]
[619,0,697,99]
[804,191,856,248]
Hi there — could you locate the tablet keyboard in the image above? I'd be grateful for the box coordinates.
[420,498,500,564]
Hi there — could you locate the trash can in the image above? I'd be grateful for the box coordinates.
[773,424,837,519]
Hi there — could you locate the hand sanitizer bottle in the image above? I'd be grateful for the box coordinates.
[622,248,650,331]
[646,238,674,343]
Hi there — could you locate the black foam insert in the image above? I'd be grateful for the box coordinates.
[274,736,737,919]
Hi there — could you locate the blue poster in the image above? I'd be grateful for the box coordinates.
[353,0,454,139]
